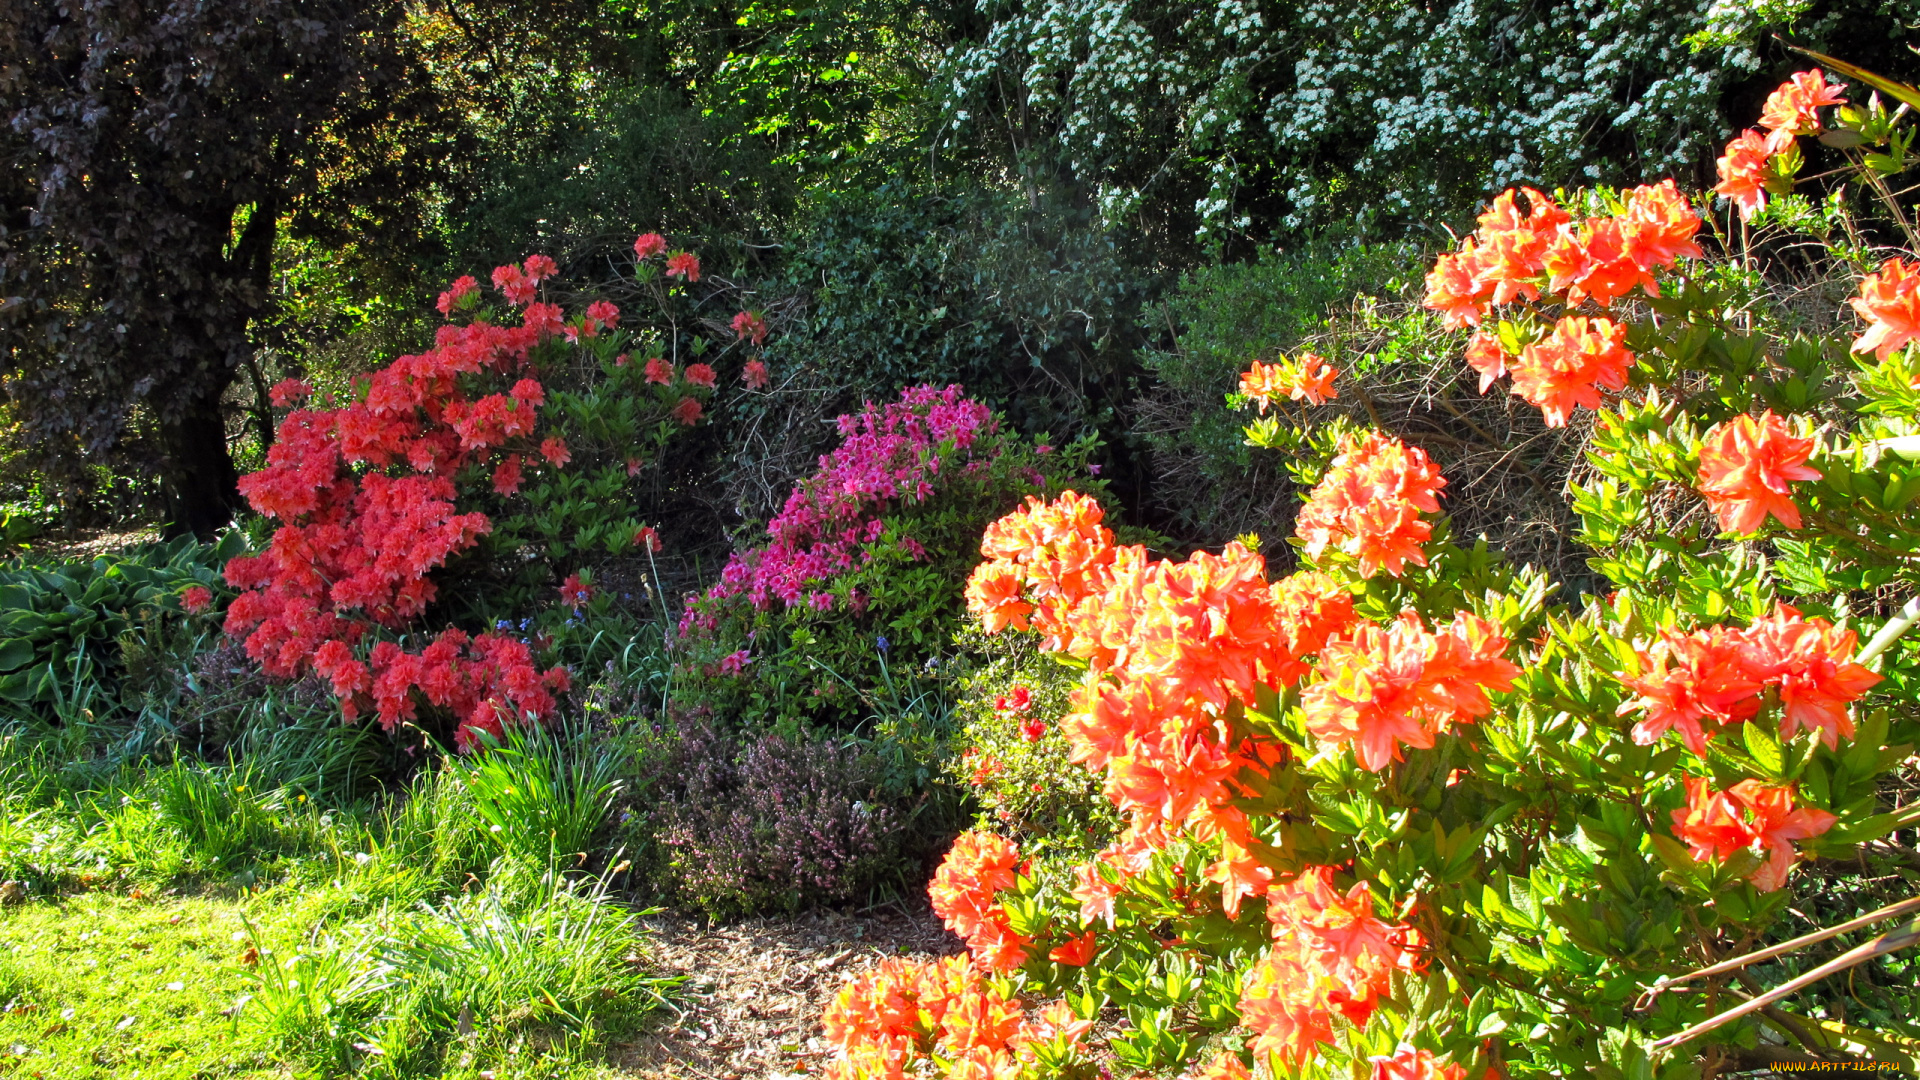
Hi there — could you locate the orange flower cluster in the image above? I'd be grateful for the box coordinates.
[928,831,1030,973]
[1695,410,1821,534]
[1849,256,1920,361]
[821,956,1091,1080]
[1425,183,1700,427]
[1671,778,1837,892]
[1714,70,1848,220]
[1294,431,1447,577]
[1424,182,1699,328]
[1301,610,1520,771]
[1238,866,1424,1068]
[1618,603,1880,754]
[1240,353,1339,410]
[964,493,1361,909]
[1372,1047,1468,1080]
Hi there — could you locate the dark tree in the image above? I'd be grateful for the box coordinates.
[0,0,445,536]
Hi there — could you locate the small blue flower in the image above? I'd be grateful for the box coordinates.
[876,635,890,653]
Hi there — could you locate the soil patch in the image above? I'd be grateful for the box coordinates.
[612,900,962,1079]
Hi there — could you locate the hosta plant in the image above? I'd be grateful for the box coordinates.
[817,65,1920,1080]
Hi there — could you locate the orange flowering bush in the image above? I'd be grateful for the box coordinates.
[820,62,1920,1080]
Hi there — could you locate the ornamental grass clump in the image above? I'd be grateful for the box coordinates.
[818,62,1920,1080]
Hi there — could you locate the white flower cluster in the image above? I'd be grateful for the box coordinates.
[935,0,1810,235]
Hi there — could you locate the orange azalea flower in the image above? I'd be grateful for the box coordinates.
[1239,867,1423,1067]
[1737,603,1882,748]
[1620,179,1704,270]
[1758,68,1847,151]
[1508,315,1635,427]
[929,832,1030,972]
[1469,187,1568,306]
[1849,257,1920,360]
[963,560,1031,632]
[1046,930,1098,966]
[1671,778,1836,892]
[1423,239,1491,328]
[1241,354,1339,409]
[1295,431,1447,578]
[1240,360,1289,413]
[1617,625,1762,754]
[1714,129,1772,222]
[1290,353,1339,404]
[1302,610,1518,771]
[1267,570,1359,686]
[1187,1050,1252,1080]
[1696,410,1821,534]
[1372,1047,1468,1080]
[1463,330,1512,393]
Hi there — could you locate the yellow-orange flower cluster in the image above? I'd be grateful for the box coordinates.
[1241,353,1339,410]
[1301,610,1521,771]
[1294,431,1447,578]
[1237,866,1424,1068]
[1619,603,1880,754]
[928,831,1030,973]
[1695,410,1821,534]
[1850,256,1920,362]
[1671,778,1837,892]
[821,955,1092,1080]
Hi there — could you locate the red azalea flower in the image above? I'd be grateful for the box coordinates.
[665,251,700,281]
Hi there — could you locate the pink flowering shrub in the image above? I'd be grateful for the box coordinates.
[673,384,1104,726]
[225,235,734,748]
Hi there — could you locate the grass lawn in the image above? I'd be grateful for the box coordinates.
[0,891,278,1078]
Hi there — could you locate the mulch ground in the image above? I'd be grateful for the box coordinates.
[612,900,964,1079]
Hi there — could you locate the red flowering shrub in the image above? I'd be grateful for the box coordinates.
[226,236,731,747]
[819,64,1920,1080]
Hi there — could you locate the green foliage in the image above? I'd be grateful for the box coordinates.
[770,184,1152,436]
[946,626,1118,856]
[457,722,623,871]
[1137,244,1428,543]
[0,534,242,721]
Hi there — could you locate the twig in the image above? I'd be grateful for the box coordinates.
[1635,893,1920,1011]
[1649,917,1920,1052]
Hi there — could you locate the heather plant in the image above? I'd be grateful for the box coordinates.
[674,384,1104,728]
[642,720,918,918]
[818,64,1920,1080]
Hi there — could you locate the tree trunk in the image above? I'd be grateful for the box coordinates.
[158,381,241,540]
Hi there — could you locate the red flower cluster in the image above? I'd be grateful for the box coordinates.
[1425,183,1701,426]
[1696,410,1821,533]
[224,298,571,746]
[1618,603,1880,754]
[1714,70,1847,220]
[180,586,213,614]
[1238,866,1424,1067]
[1671,777,1837,892]
[1294,431,1446,577]
[1373,1047,1467,1080]
[1301,610,1520,771]
[821,956,1090,1080]
[732,309,769,346]
[928,831,1030,973]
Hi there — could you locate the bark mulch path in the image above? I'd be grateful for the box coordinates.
[611,900,963,1079]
